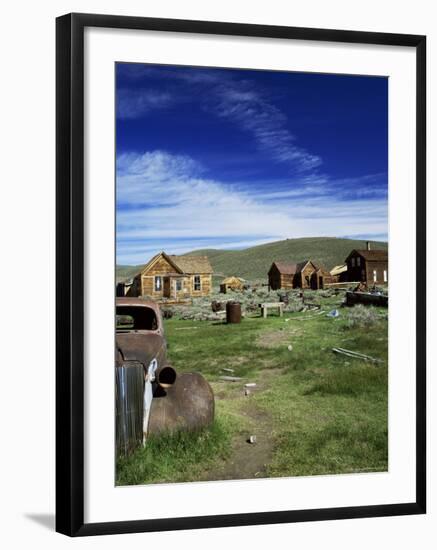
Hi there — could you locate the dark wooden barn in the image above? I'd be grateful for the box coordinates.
[345,244,388,285]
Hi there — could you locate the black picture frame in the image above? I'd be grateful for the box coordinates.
[56,12,426,537]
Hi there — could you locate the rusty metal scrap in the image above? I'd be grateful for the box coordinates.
[148,372,214,435]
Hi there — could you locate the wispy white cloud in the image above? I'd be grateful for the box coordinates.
[211,84,322,172]
[116,150,387,264]
[117,88,173,119]
[118,67,322,173]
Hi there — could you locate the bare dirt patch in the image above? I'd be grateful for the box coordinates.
[256,327,302,349]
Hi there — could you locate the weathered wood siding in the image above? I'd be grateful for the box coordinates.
[365,261,388,285]
[268,265,294,290]
[189,274,212,297]
[310,269,333,290]
[280,274,294,289]
[141,271,212,298]
[141,256,177,298]
[297,263,317,289]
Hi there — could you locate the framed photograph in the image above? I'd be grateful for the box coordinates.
[56,13,426,536]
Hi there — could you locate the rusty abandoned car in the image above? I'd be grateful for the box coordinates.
[115,298,214,455]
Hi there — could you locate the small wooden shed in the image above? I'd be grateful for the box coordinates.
[268,261,297,290]
[220,276,245,293]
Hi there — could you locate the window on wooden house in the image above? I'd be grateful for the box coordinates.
[154,276,162,292]
[193,275,201,291]
[351,258,355,267]
[373,270,377,283]
[356,257,361,267]
[384,270,388,282]
[175,279,182,291]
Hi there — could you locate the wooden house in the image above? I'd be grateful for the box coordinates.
[345,244,388,285]
[268,259,332,290]
[127,252,213,300]
[268,261,297,290]
[294,260,333,290]
[294,260,318,289]
[220,276,245,293]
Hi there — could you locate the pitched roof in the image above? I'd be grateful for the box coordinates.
[347,249,388,262]
[169,255,213,274]
[270,261,297,275]
[140,252,213,275]
[222,276,245,284]
[295,260,319,273]
[140,252,184,275]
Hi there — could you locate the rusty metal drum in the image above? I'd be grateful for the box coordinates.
[226,301,241,324]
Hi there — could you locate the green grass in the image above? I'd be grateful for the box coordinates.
[116,236,387,281]
[116,293,388,484]
[116,419,233,486]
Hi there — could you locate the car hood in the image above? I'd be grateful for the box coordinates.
[116,332,164,367]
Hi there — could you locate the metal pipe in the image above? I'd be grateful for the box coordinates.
[155,364,177,388]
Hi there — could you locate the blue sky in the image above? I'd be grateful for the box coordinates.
[116,63,388,265]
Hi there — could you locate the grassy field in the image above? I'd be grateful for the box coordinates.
[116,236,388,282]
[116,292,388,485]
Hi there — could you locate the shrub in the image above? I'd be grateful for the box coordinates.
[344,304,382,329]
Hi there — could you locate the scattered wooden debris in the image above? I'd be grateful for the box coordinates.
[244,383,257,388]
[332,347,383,363]
[221,367,235,373]
[248,435,257,444]
[244,388,251,396]
[287,344,293,351]
[174,326,199,330]
[219,376,243,382]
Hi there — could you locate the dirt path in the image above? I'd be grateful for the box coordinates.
[201,402,275,482]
